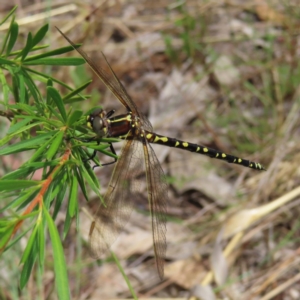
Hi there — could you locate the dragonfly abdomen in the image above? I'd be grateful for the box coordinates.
[145,132,265,171]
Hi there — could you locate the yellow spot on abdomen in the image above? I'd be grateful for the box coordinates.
[182,142,188,147]
[203,148,208,152]
[154,136,168,143]
[146,133,152,140]
[222,153,226,158]
[238,158,242,163]
[196,147,200,152]
[175,141,180,147]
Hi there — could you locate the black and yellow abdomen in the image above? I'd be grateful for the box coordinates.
[145,131,264,170]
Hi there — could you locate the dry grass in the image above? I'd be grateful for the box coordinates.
[1,0,300,299]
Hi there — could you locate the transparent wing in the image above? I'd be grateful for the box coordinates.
[57,27,153,132]
[89,138,144,257]
[142,140,168,280]
[89,136,168,279]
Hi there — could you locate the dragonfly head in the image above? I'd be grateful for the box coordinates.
[87,108,110,137]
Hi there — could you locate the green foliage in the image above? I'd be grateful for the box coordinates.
[0,6,117,298]
[163,0,207,62]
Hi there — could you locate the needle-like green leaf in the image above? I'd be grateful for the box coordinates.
[47,87,67,122]
[67,110,83,126]
[23,57,85,66]
[0,180,41,191]
[20,32,33,61]
[0,132,54,155]
[20,239,37,289]
[24,45,82,62]
[46,130,64,160]
[44,206,70,300]
[32,24,48,47]
[6,21,18,55]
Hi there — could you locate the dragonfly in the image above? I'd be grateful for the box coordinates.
[57,28,265,280]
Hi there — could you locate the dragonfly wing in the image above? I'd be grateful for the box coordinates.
[89,138,144,258]
[142,140,168,280]
[93,52,153,132]
[56,28,153,132]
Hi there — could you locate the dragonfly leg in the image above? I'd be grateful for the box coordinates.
[68,135,97,144]
[84,148,98,163]
[92,142,117,169]
[72,136,98,163]
[74,136,116,167]
[78,137,97,143]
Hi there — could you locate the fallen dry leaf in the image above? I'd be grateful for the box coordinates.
[165,258,206,289]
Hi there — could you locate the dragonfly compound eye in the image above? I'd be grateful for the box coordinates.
[92,116,105,136]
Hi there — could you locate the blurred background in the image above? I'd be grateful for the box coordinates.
[1,0,300,299]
